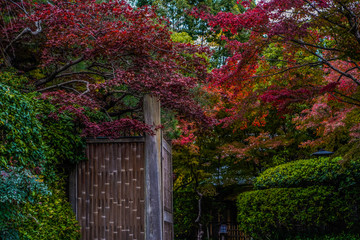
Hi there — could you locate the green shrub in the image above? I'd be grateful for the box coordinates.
[237,185,360,240]
[0,83,49,238]
[254,157,360,189]
[0,81,85,173]
[0,71,29,91]
[19,187,80,240]
[0,166,50,239]
[0,83,82,239]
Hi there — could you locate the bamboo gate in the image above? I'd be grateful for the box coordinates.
[69,96,173,240]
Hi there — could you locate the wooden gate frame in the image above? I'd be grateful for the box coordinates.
[143,94,174,240]
[69,95,173,240]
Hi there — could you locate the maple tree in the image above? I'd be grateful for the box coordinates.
[0,0,212,137]
[189,0,360,160]
[131,0,253,67]
[0,1,216,238]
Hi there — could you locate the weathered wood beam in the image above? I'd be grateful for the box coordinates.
[144,94,163,240]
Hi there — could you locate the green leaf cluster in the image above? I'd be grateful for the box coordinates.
[36,99,86,169]
[254,157,360,189]
[173,191,198,239]
[0,71,29,91]
[0,83,46,169]
[0,167,49,205]
[0,166,50,238]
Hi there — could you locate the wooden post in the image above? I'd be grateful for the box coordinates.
[144,95,163,240]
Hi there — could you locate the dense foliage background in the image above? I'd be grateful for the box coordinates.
[1,0,360,239]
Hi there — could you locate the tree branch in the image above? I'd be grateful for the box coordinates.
[55,71,110,79]
[35,56,85,86]
[37,80,89,95]
[330,92,360,107]
[301,46,360,86]
[4,20,42,53]
[249,61,324,79]
[291,38,342,52]
[302,0,348,30]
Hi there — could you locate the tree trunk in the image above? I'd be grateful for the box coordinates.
[195,190,204,240]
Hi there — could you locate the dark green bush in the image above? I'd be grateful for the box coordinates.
[254,157,360,189]
[237,185,360,240]
[173,191,199,240]
[0,81,85,172]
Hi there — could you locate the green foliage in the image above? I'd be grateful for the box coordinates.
[171,32,194,43]
[161,109,182,139]
[36,100,86,168]
[254,157,360,189]
[0,82,82,239]
[0,71,29,91]
[0,167,50,239]
[19,187,80,240]
[173,191,198,239]
[237,186,360,240]
[0,83,46,169]
[0,167,49,204]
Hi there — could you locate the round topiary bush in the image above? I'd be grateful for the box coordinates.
[254,157,360,190]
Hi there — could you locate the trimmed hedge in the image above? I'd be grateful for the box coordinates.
[254,157,360,189]
[237,185,360,239]
[289,233,360,240]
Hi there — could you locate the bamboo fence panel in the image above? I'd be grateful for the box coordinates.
[76,139,145,240]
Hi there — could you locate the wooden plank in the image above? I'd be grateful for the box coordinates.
[162,139,171,153]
